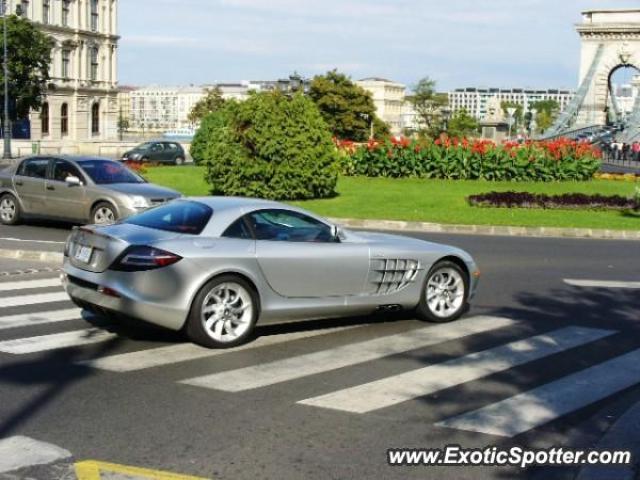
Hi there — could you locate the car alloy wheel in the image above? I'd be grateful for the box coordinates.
[426,267,465,319]
[175,156,184,165]
[200,282,253,343]
[93,205,116,225]
[0,196,17,224]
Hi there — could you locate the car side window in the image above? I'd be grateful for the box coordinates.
[51,160,84,183]
[222,217,253,240]
[165,143,177,151]
[247,209,334,243]
[17,158,49,179]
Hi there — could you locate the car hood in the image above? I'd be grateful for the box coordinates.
[101,183,181,199]
[348,229,474,260]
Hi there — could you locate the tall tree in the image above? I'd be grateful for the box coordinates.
[530,99,560,133]
[0,15,53,125]
[409,76,448,138]
[188,87,225,124]
[308,70,388,141]
[446,108,479,138]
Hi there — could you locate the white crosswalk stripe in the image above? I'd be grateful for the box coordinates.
[179,316,518,392]
[298,326,614,413]
[564,279,640,289]
[81,325,362,372]
[0,328,117,354]
[0,308,82,330]
[0,278,61,292]
[436,348,640,437]
[0,292,70,309]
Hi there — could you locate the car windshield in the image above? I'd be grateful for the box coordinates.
[124,200,213,234]
[78,159,145,185]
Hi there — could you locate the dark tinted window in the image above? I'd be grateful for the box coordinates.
[77,159,145,185]
[222,218,252,239]
[18,158,49,179]
[124,201,212,235]
[247,209,333,242]
[51,160,83,182]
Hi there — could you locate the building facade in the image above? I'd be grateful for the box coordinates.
[128,86,205,132]
[448,88,574,120]
[355,78,406,135]
[7,0,120,142]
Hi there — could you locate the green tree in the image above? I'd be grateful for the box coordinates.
[530,99,560,134]
[409,76,448,138]
[195,92,339,200]
[0,15,53,126]
[188,87,225,124]
[308,70,388,141]
[446,108,478,138]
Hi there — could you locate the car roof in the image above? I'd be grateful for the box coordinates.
[21,155,116,162]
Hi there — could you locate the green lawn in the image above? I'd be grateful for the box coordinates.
[145,166,640,230]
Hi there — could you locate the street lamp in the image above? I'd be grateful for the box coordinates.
[506,107,516,140]
[2,0,11,159]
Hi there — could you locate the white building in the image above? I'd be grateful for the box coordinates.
[448,88,574,120]
[355,78,406,135]
[129,86,205,132]
[7,0,120,141]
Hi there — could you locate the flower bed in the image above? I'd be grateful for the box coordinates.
[339,137,601,181]
[468,191,639,211]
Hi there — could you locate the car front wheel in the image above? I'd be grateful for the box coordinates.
[91,202,117,225]
[174,156,184,166]
[187,275,259,348]
[0,194,20,225]
[416,260,469,323]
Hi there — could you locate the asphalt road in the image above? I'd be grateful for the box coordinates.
[0,221,638,480]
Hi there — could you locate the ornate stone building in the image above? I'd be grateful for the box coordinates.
[7,0,119,141]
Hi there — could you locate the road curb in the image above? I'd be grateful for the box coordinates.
[0,248,63,264]
[329,218,640,241]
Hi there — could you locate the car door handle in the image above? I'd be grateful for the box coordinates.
[46,185,55,191]
[15,180,23,186]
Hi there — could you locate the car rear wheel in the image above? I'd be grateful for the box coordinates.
[91,202,117,225]
[174,156,184,166]
[187,275,259,348]
[416,260,468,323]
[0,194,20,225]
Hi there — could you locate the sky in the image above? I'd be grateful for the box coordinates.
[119,0,640,91]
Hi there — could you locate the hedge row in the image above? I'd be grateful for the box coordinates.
[468,191,639,210]
[338,137,601,181]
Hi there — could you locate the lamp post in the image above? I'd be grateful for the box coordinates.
[2,0,10,159]
[506,107,516,140]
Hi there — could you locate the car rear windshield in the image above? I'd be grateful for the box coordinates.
[124,201,213,235]
[78,159,145,185]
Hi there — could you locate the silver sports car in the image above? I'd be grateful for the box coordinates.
[62,197,480,348]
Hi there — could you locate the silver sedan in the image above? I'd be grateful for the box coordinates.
[62,197,480,348]
[0,155,181,225]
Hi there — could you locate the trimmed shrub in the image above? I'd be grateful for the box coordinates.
[193,92,339,200]
[340,137,601,182]
[468,191,639,210]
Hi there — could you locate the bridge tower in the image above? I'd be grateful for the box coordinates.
[545,9,640,138]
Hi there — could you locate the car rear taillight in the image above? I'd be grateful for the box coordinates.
[110,246,182,271]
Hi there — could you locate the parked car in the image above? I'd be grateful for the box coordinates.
[121,141,186,165]
[0,156,181,226]
[62,197,480,349]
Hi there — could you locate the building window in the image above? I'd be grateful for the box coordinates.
[41,102,49,136]
[61,49,70,78]
[90,0,98,31]
[42,0,49,23]
[20,0,29,17]
[61,103,68,136]
[90,47,99,81]
[62,0,70,26]
[91,102,100,135]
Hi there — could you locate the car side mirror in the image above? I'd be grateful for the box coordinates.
[330,225,345,242]
[65,175,82,187]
